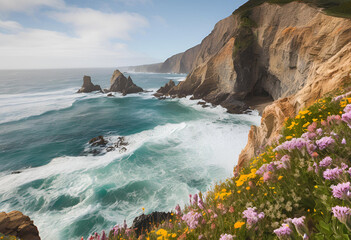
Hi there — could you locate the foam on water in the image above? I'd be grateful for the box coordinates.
[0,87,102,124]
[0,71,261,240]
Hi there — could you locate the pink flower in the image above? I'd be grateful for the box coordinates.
[316,136,335,150]
[331,182,351,200]
[263,171,272,182]
[219,234,234,240]
[242,207,264,228]
[274,224,292,239]
[319,156,332,167]
[323,167,343,180]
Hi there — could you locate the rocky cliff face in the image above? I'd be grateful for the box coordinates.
[154,2,351,166]
[0,211,41,240]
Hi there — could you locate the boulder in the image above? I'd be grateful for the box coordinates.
[89,136,107,147]
[77,76,102,93]
[109,70,143,95]
[131,212,172,237]
[0,211,40,240]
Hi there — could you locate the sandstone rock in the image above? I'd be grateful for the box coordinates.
[131,212,172,236]
[77,76,102,93]
[154,80,176,98]
[109,70,143,95]
[0,211,40,240]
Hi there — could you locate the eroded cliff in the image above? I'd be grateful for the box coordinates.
[156,1,351,167]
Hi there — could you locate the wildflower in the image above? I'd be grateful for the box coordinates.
[323,167,343,180]
[198,197,205,210]
[311,152,319,158]
[101,231,107,240]
[242,207,264,228]
[342,111,351,127]
[278,176,284,180]
[156,228,168,238]
[292,216,309,237]
[319,156,332,167]
[234,221,245,229]
[307,122,317,132]
[316,136,335,150]
[229,206,235,213]
[332,206,351,227]
[344,104,351,113]
[331,182,351,200]
[263,171,272,182]
[182,210,202,229]
[316,128,323,136]
[342,138,347,144]
[193,194,198,205]
[273,224,293,239]
[175,204,181,215]
[219,234,234,240]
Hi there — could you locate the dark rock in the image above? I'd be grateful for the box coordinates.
[107,93,114,97]
[131,212,172,237]
[109,70,143,95]
[77,76,102,93]
[157,80,175,94]
[11,171,21,174]
[0,211,40,240]
[197,101,206,105]
[89,136,107,147]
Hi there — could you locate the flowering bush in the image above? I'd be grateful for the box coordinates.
[81,84,351,239]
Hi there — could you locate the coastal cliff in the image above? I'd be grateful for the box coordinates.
[151,1,351,167]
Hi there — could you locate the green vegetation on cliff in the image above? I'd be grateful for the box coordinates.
[233,0,351,18]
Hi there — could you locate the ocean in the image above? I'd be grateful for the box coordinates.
[0,68,261,239]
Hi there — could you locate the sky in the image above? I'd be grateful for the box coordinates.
[0,0,248,69]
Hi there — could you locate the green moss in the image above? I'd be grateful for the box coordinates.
[233,0,351,19]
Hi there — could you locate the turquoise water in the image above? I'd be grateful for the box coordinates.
[0,69,260,239]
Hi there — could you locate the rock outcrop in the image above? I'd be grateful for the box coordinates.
[131,212,172,237]
[109,70,143,95]
[152,2,351,164]
[153,80,176,98]
[0,211,40,240]
[77,76,102,93]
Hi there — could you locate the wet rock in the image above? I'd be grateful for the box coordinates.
[131,212,172,237]
[89,136,107,147]
[77,76,102,93]
[0,211,40,240]
[154,80,175,98]
[197,101,206,105]
[11,171,21,174]
[107,93,114,97]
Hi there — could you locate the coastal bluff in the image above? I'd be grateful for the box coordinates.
[0,211,40,240]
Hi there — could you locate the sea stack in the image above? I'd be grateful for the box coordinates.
[77,75,102,93]
[109,70,143,96]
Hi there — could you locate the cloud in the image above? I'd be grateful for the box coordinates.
[51,8,149,41]
[0,0,65,12]
[0,20,23,31]
[0,7,152,69]
[114,0,153,6]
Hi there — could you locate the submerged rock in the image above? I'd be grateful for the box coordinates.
[109,70,143,96]
[0,211,41,240]
[86,136,128,155]
[89,136,107,147]
[131,212,172,236]
[77,76,102,93]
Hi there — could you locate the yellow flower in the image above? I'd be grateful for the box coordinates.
[172,233,177,238]
[234,221,245,229]
[278,176,283,180]
[312,118,318,122]
[142,207,145,212]
[286,136,293,140]
[237,190,241,194]
[314,185,318,189]
[246,187,250,190]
